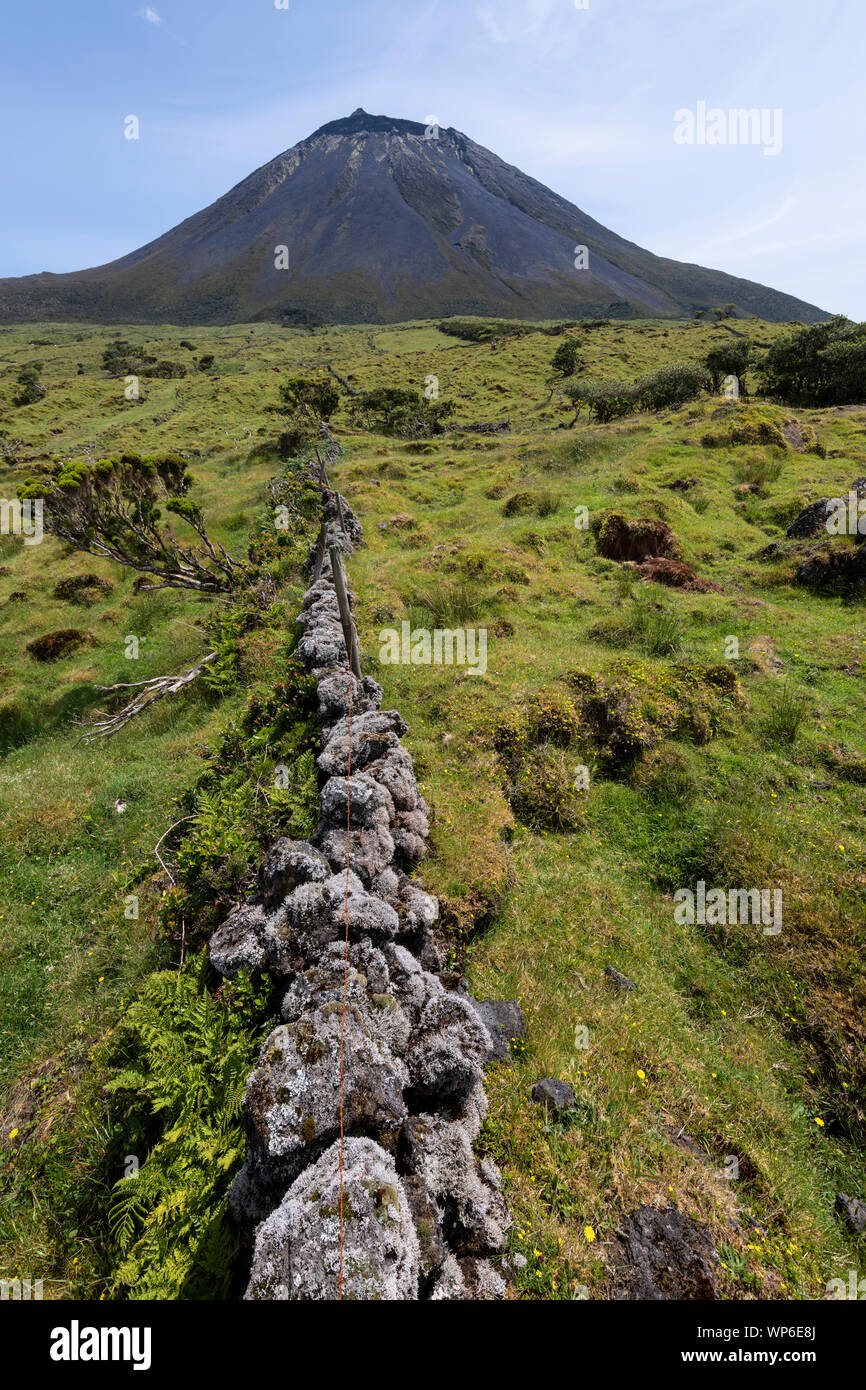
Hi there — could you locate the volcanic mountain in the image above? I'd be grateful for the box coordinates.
[0,109,826,325]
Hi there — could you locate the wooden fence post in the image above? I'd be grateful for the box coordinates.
[328,544,362,679]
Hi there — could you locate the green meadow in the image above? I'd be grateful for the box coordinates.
[0,314,863,1299]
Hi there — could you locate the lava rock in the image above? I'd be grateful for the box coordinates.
[530,1078,576,1115]
[787,479,866,539]
[468,998,527,1065]
[245,1138,419,1300]
[835,1192,866,1233]
[257,838,330,911]
[407,993,488,1099]
[240,1003,408,1189]
[315,669,383,724]
[614,1204,721,1300]
[400,1112,508,1257]
[605,964,638,991]
[209,901,269,977]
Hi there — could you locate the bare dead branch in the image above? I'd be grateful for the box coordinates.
[76,650,218,743]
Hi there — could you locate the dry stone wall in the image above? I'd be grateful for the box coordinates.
[208,458,511,1300]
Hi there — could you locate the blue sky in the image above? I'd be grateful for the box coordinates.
[1,0,863,316]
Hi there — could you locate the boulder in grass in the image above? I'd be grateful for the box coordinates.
[530,1078,576,1116]
[614,1204,721,1301]
[787,478,866,540]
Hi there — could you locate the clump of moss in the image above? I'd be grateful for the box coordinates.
[26,628,91,661]
[594,511,678,562]
[628,744,700,803]
[564,660,742,770]
[822,748,866,784]
[525,689,582,747]
[510,745,585,832]
[503,491,536,517]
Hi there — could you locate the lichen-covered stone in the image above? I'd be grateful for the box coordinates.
[384,943,445,1025]
[315,670,383,724]
[407,993,488,1099]
[280,939,391,1021]
[428,1253,467,1300]
[318,711,408,778]
[262,870,400,974]
[221,478,509,1299]
[462,1258,508,1300]
[241,1004,408,1189]
[401,1113,508,1255]
[318,772,395,829]
[315,824,396,885]
[209,839,333,978]
[362,746,426,811]
[209,901,268,978]
[245,1138,419,1301]
[257,838,330,911]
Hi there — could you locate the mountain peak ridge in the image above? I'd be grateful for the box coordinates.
[306,108,450,142]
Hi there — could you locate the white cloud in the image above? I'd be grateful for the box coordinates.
[139,6,162,23]
[692,195,799,255]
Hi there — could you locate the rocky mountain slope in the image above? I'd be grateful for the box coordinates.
[0,109,827,326]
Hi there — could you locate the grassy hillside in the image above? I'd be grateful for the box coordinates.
[0,314,863,1299]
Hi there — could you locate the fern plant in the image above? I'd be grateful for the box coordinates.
[106,958,271,1300]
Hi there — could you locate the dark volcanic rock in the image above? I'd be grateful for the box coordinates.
[614,1205,721,1300]
[530,1079,576,1115]
[787,478,866,539]
[468,998,527,1065]
[605,964,638,991]
[834,1192,866,1233]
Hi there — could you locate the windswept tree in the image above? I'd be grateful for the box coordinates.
[21,449,319,740]
[101,340,187,382]
[562,361,709,424]
[636,361,711,410]
[21,452,249,595]
[562,378,639,424]
[267,375,340,455]
[704,338,754,394]
[348,385,454,437]
[550,337,585,378]
[20,452,249,738]
[12,365,46,407]
[762,316,866,405]
[101,340,156,377]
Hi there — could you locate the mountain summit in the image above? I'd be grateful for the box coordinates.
[0,109,826,325]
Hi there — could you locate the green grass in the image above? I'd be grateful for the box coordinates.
[0,313,864,1301]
